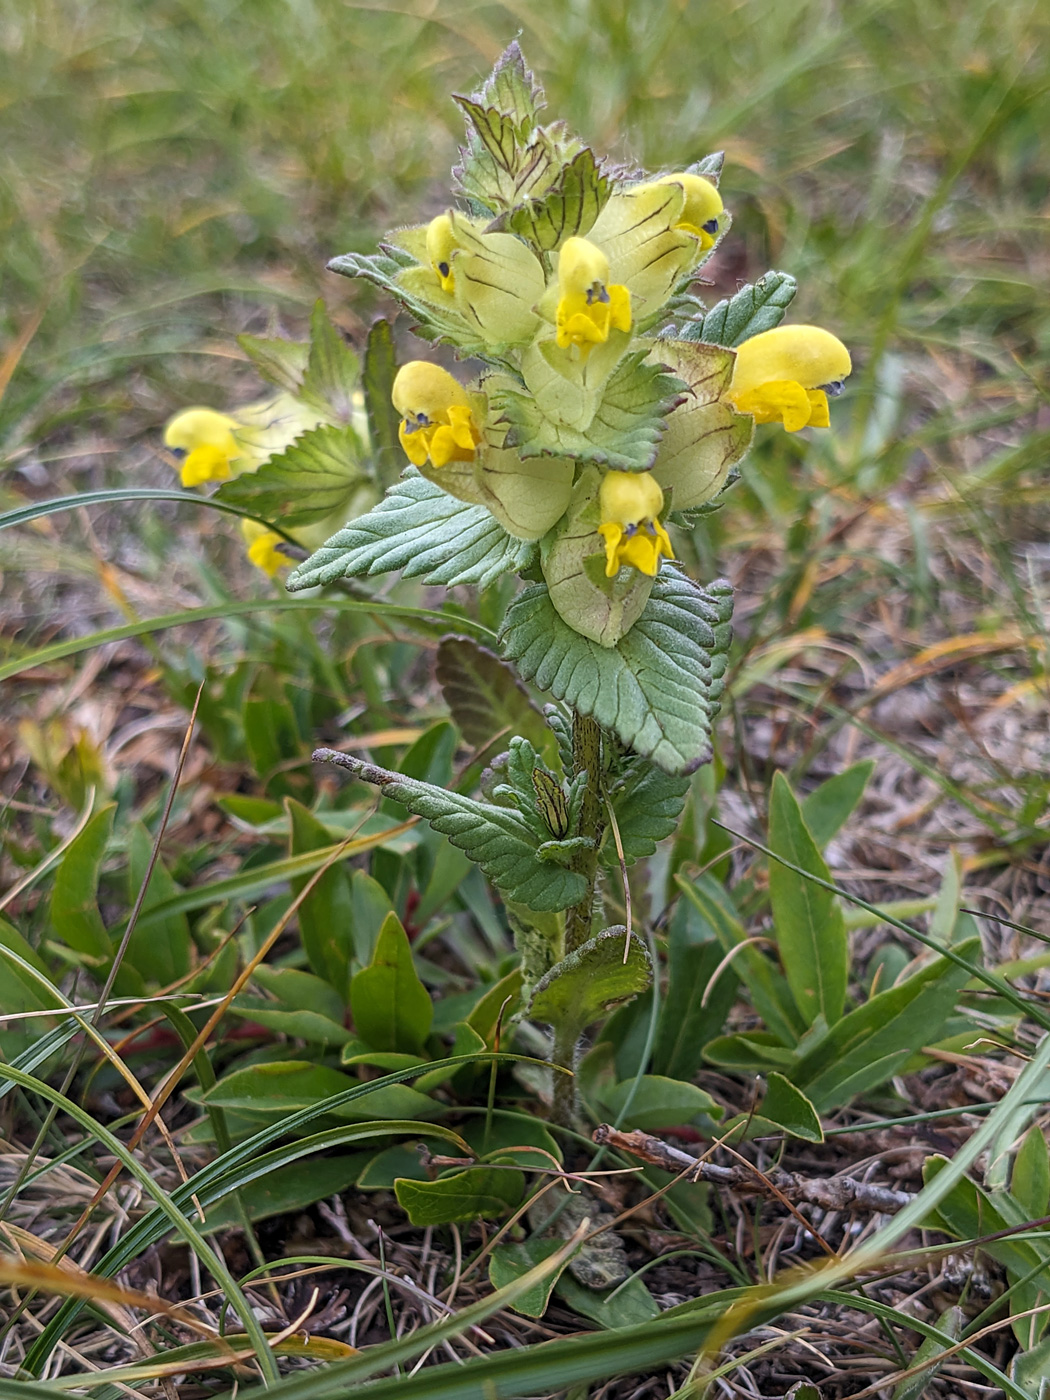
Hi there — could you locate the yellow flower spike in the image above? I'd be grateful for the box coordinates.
[653,172,724,249]
[392,361,482,469]
[240,520,287,577]
[728,325,852,433]
[425,213,457,294]
[163,408,241,486]
[597,470,675,579]
[555,236,631,358]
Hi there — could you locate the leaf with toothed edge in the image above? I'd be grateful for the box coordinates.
[606,760,690,864]
[677,271,797,347]
[286,470,535,592]
[313,750,588,912]
[491,354,685,472]
[500,570,733,775]
[487,147,611,251]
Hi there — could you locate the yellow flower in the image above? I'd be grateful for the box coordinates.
[240,520,287,577]
[597,471,674,578]
[164,408,241,486]
[392,361,482,469]
[728,325,852,432]
[555,237,632,359]
[652,172,724,250]
[425,213,457,294]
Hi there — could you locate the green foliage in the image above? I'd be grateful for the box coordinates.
[501,571,734,774]
[49,804,115,967]
[490,147,611,251]
[218,426,370,527]
[529,928,652,1042]
[396,1166,524,1225]
[435,635,554,761]
[678,271,797,347]
[350,912,433,1055]
[287,470,535,592]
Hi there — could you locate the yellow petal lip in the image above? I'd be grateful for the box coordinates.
[597,471,674,578]
[729,325,851,398]
[392,361,471,418]
[554,238,631,357]
[425,213,457,293]
[392,361,480,469]
[241,520,287,577]
[164,407,241,484]
[653,172,724,234]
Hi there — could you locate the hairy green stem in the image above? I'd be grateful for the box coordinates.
[563,712,604,957]
[550,1024,580,1130]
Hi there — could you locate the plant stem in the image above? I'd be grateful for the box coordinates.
[563,711,604,957]
[551,1023,580,1130]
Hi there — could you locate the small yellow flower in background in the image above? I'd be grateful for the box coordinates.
[240,519,287,577]
[164,408,241,486]
[652,172,724,249]
[597,471,674,578]
[426,214,457,294]
[555,237,632,358]
[392,361,482,469]
[728,325,852,432]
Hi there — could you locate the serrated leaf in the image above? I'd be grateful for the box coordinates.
[395,1166,524,1226]
[299,300,361,423]
[529,928,652,1042]
[465,40,544,133]
[435,636,552,760]
[607,759,689,863]
[760,1073,823,1142]
[680,271,797,347]
[317,751,587,912]
[287,470,534,592]
[236,333,308,393]
[327,247,486,353]
[493,353,684,472]
[362,318,402,488]
[501,570,733,775]
[217,425,368,526]
[350,912,432,1055]
[490,146,610,251]
[768,771,848,1027]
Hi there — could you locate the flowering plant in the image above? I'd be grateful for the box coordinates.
[290,44,851,1122]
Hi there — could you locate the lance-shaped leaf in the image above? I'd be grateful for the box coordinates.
[491,354,684,472]
[488,147,611,251]
[501,570,733,775]
[286,470,534,592]
[362,318,403,488]
[217,425,369,527]
[299,300,361,424]
[647,340,754,512]
[678,271,797,347]
[606,759,690,863]
[313,749,588,912]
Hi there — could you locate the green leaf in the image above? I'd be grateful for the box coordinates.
[677,873,805,1047]
[466,967,526,1045]
[800,760,876,850]
[530,928,652,1042]
[200,1060,439,1123]
[607,758,689,863]
[299,299,361,423]
[760,1072,823,1142]
[1012,1126,1050,1219]
[287,469,534,592]
[349,912,433,1055]
[217,425,369,527]
[890,1306,964,1400]
[326,245,488,353]
[316,750,588,912]
[350,869,395,965]
[124,824,192,986]
[680,271,797,347]
[395,1166,524,1226]
[601,1076,719,1132]
[790,938,980,1111]
[286,797,354,999]
[236,332,308,394]
[768,771,849,1027]
[1010,1329,1050,1398]
[459,39,544,137]
[490,146,610,251]
[435,635,552,760]
[362,318,403,488]
[651,895,737,1081]
[202,1154,369,1231]
[702,1031,799,1073]
[489,1239,566,1318]
[461,1112,561,1169]
[49,804,114,965]
[501,570,733,775]
[556,1272,659,1328]
[492,353,684,472]
[0,919,62,1017]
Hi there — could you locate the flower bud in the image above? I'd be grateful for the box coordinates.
[728,325,852,432]
[597,471,674,578]
[392,361,481,469]
[425,213,457,293]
